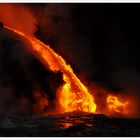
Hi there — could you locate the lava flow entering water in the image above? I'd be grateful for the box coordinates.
[4,25,133,117]
[5,26,96,114]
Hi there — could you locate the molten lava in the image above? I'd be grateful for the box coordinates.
[107,95,129,115]
[4,26,133,117]
[5,26,96,114]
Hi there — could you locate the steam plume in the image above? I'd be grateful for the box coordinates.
[0,3,37,36]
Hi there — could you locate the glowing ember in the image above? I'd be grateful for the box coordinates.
[5,26,96,114]
[107,95,129,115]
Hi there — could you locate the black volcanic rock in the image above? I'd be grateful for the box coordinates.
[0,27,64,116]
[0,22,4,28]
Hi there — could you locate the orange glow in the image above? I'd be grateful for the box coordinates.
[34,92,48,108]
[5,26,96,114]
[107,95,129,115]
[33,92,48,114]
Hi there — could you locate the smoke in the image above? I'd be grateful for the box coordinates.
[0,3,37,36]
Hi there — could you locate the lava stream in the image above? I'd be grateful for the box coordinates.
[5,26,96,113]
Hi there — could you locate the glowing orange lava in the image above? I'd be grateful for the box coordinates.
[5,26,96,114]
[107,95,129,115]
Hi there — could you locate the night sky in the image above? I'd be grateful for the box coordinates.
[72,4,140,91]
[73,4,140,84]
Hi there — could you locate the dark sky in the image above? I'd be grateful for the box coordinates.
[74,4,140,88]
[74,4,140,79]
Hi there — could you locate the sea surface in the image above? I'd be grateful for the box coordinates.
[0,112,140,137]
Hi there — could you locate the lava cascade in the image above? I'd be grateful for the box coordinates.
[5,26,96,114]
[3,26,132,116]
